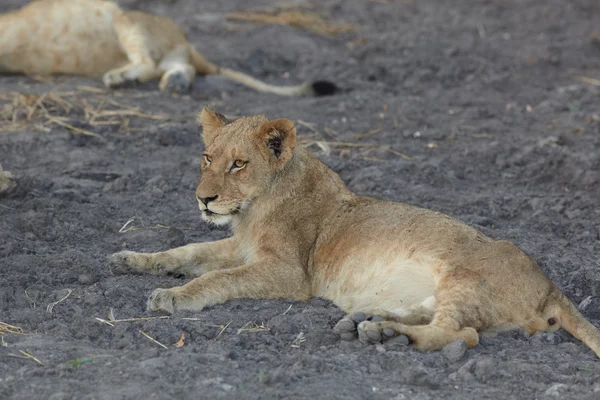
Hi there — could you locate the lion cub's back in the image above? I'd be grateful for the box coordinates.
[1,0,126,76]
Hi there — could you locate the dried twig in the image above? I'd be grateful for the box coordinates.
[46,289,73,314]
[7,350,43,365]
[291,332,306,348]
[227,10,355,37]
[139,330,168,349]
[0,322,24,335]
[282,304,293,315]
[576,76,600,87]
[215,321,232,340]
[95,315,170,326]
[237,321,270,334]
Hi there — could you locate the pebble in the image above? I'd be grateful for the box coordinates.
[544,383,568,397]
[443,340,467,363]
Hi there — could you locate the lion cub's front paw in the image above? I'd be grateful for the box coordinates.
[108,251,144,275]
[147,288,178,314]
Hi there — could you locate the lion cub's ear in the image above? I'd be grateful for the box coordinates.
[256,118,297,169]
[198,108,229,144]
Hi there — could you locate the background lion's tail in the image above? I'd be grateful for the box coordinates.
[189,46,337,97]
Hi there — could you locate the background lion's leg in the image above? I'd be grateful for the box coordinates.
[102,15,161,87]
[109,238,242,278]
[158,46,195,93]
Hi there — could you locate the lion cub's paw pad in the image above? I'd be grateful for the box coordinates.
[334,313,386,341]
[357,321,398,344]
[147,288,176,314]
[163,72,191,93]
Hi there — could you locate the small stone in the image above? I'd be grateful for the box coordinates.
[443,340,467,363]
[473,357,495,382]
[78,274,94,285]
[544,383,568,397]
[375,344,386,353]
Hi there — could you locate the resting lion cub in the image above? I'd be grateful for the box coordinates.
[0,0,336,96]
[110,109,600,356]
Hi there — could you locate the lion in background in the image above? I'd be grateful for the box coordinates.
[109,108,600,357]
[0,0,337,96]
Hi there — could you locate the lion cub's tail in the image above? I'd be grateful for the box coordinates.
[552,291,600,358]
[189,46,337,97]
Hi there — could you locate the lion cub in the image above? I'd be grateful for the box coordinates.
[110,109,600,356]
[0,0,335,96]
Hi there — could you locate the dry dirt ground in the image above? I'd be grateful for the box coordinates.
[1,0,600,399]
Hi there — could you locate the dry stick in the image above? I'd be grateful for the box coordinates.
[237,321,270,334]
[215,321,232,340]
[0,322,24,335]
[7,350,43,365]
[95,316,170,326]
[353,128,382,140]
[139,330,169,349]
[76,85,107,93]
[45,115,103,139]
[576,76,600,86]
[227,10,355,37]
[282,305,293,315]
[46,289,72,314]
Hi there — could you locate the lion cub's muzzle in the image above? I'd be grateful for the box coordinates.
[196,194,243,216]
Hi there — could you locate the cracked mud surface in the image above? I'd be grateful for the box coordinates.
[1,0,600,398]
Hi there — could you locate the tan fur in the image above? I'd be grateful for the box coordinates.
[109,109,600,357]
[0,164,16,194]
[0,0,332,96]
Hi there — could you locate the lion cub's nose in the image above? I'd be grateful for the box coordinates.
[197,195,218,205]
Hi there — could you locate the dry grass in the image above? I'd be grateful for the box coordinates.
[46,289,72,314]
[227,10,355,37]
[139,330,168,349]
[0,321,24,335]
[7,350,43,365]
[0,88,169,137]
[300,138,412,161]
[237,321,270,335]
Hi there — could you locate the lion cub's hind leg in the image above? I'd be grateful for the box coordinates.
[335,305,435,342]
[102,14,161,88]
[358,300,480,351]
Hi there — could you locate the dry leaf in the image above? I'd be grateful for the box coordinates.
[175,332,185,348]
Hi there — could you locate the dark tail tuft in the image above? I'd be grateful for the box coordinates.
[311,80,338,96]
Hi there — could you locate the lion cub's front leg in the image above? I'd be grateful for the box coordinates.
[147,260,311,314]
[109,238,241,278]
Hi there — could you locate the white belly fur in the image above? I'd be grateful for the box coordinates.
[314,253,438,315]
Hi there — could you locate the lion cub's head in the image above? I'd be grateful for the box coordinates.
[195,108,297,225]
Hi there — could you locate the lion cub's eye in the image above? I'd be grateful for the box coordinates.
[232,159,247,170]
[203,155,211,165]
